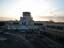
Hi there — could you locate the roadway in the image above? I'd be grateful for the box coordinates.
[0,30,63,48]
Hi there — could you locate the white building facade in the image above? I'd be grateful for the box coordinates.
[20,12,34,26]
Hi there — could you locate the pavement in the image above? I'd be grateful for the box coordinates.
[0,30,63,48]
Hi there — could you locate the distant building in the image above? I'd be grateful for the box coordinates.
[20,12,34,26]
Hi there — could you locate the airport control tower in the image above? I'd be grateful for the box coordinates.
[20,12,34,26]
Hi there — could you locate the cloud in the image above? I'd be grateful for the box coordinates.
[50,9,64,16]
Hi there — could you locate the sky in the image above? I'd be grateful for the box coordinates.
[0,0,64,22]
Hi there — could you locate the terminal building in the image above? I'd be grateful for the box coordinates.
[4,12,47,33]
